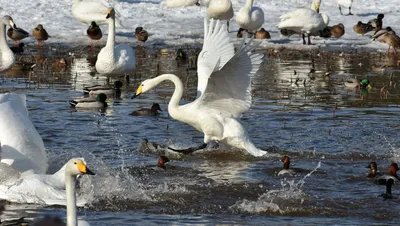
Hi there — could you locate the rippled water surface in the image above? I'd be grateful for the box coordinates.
[1,45,400,225]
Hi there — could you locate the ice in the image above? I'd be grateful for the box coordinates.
[0,0,396,51]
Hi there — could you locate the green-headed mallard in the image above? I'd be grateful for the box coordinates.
[7,26,29,46]
[345,78,371,89]
[131,103,162,116]
[83,81,123,97]
[69,93,108,108]
[32,24,50,46]
[86,21,102,42]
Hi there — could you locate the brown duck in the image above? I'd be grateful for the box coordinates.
[237,28,252,38]
[86,21,102,42]
[135,27,148,43]
[131,103,162,116]
[32,24,50,46]
[368,14,384,35]
[382,31,400,54]
[353,21,374,35]
[329,23,345,38]
[255,28,271,39]
[7,26,29,46]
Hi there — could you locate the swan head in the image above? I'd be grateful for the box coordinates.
[2,16,16,29]
[66,158,95,177]
[106,8,115,19]
[131,79,156,98]
[313,0,321,13]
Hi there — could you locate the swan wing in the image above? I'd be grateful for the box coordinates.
[197,18,234,97]
[72,1,123,26]
[196,35,264,118]
[166,0,199,7]
[0,93,48,174]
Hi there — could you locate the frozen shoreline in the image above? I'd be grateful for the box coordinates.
[0,0,396,52]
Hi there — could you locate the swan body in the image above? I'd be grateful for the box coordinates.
[0,93,48,174]
[133,19,266,157]
[0,16,17,73]
[95,8,136,75]
[277,9,329,35]
[72,0,122,27]
[236,0,264,32]
[337,0,353,8]
[207,0,233,21]
[166,0,210,7]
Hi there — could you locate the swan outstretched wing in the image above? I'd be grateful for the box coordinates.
[197,18,234,97]
[196,36,264,118]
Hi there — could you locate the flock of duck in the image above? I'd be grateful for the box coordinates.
[0,0,399,225]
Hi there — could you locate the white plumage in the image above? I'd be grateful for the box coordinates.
[0,16,16,73]
[133,19,266,157]
[207,0,233,21]
[337,0,353,8]
[72,0,122,27]
[236,0,265,32]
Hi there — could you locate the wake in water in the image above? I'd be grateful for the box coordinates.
[230,162,321,214]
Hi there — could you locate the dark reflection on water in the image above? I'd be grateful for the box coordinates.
[1,46,400,225]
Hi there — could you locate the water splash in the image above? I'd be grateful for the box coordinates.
[230,161,322,214]
[374,132,400,162]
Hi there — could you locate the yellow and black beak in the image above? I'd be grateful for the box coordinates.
[77,162,95,175]
[315,4,320,13]
[131,85,143,99]
[106,9,112,19]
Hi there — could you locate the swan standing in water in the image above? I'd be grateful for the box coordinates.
[207,0,234,31]
[0,16,17,74]
[95,8,136,75]
[236,0,265,34]
[132,19,266,157]
[72,0,122,27]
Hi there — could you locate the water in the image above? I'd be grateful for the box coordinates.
[1,45,400,225]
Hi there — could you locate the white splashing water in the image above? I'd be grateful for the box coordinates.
[230,161,321,214]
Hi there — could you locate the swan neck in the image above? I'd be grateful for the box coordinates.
[66,174,77,226]
[153,74,183,115]
[0,24,8,50]
[106,17,115,50]
[245,0,254,9]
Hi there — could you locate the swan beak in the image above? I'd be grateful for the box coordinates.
[315,4,320,13]
[9,20,16,29]
[106,9,112,19]
[77,162,96,175]
[131,85,142,99]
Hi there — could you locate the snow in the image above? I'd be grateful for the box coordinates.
[0,0,397,51]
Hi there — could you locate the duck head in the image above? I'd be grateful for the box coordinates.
[389,163,399,177]
[36,24,44,30]
[65,158,95,177]
[360,79,371,89]
[367,161,378,177]
[151,103,162,112]
[2,16,16,29]
[377,14,384,19]
[135,27,144,34]
[157,156,170,169]
[96,93,108,102]
[282,155,291,170]
[114,80,123,89]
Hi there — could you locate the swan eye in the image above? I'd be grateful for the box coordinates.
[74,162,77,165]
[141,84,144,86]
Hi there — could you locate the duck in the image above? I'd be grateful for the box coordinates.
[139,138,162,154]
[86,21,102,43]
[131,103,162,116]
[32,24,50,46]
[344,78,371,89]
[131,19,266,157]
[206,0,234,31]
[353,21,374,35]
[367,161,382,178]
[337,0,353,15]
[7,26,29,46]
[368,14,384,35]
[157,156,170,169]
[329,23,345,38]
[0,16,17,74]
[10,42,24,54]
[236,0,265,34]
[277,8,329,45]
[381,31,400,54]
[380,178,394,200]
[95,8,136,75]
[69,93,108,108]
[319,27,332,38]
[255,28,271,39]
[280,28,298,37]
[83,80,123,97]
[277,155,295,176]
[371,26,393,41]
[375,163,399,185]
[134,27,148,43]
[72,0,122,27]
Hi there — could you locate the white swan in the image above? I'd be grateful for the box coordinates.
[277,8,329,45]
[165,0,210,7]
[337,0,353,15]
[72,0,122,27]
[132,19,266,157]
[0,93,48,174]
[0,16,17,74]
[236,0,265,33]
[95,8,136,75]
[207,0,233,21]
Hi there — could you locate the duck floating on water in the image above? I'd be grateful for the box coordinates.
[278,155,295,176]
[375,163,399,185]
[83,81,123,97]
[69,93,108,108]
[131,103,162,116]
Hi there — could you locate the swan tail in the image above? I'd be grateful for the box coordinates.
[69,100,78,107]
[243,139,267,157]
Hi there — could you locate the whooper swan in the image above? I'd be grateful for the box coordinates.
[236,0,265,34]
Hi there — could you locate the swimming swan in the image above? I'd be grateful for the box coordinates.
[132,19,266,157]
[277,8,329,45]
[236,0,265,33]
[95,8,136,75]
[0,16,17,74]
[0,93,48,174]
[72,0,122,27]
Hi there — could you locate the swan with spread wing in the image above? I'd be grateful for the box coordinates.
[132,19,266,157]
